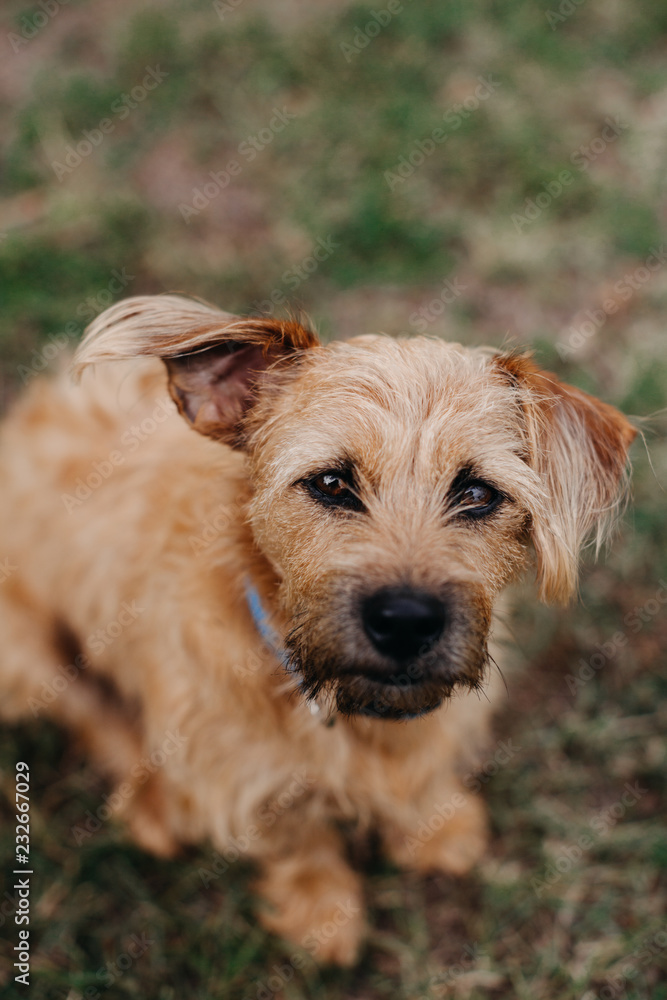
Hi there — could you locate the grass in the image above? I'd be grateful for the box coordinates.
[0,0,666,996]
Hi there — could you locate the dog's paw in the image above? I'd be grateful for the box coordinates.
[124,806,180,858]
[256,858,366,965]
[118,776,180,858]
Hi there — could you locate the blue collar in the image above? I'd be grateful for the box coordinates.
[244,579,291,670]
[244,579,333,723]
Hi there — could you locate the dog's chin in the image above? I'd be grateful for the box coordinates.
[298,667,480,721]
[287,633,489,722]
[331,673,454,720]
[336,682,444,720]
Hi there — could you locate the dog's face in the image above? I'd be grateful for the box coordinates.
[245,339,536,718]
[75,297,636,720]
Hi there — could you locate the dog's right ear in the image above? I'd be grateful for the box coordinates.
[74,295,319,446]
[493,351,636,604]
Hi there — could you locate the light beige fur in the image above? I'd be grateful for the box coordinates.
[0,295,635,964]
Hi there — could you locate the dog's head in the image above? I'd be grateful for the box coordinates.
[75,296,635,720]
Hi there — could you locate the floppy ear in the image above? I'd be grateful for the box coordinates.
[494,352,636,604]
[73,295,319,446]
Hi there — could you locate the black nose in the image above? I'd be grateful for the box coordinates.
[361,588,446,661]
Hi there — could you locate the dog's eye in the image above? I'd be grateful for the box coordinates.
[304,471,363,511]
[453,480,503,518]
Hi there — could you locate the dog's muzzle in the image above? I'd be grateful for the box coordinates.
[286,582,490,721]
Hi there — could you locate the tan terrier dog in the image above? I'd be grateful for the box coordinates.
[0,295,635,963]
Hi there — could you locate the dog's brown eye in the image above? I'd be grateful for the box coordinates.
[452,478,504,519]
[460,484,495,508]
[303,471,364,511]
[316,474,349,497]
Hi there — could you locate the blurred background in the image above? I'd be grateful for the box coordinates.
[0,1,666,997]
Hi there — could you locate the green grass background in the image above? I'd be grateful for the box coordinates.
[0,0,666,997]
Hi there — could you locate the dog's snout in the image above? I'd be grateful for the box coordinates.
[361,588,446,660]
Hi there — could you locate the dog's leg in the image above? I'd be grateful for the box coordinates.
[252,819,366,965]
[0,587,178,857]
[0,588,134,763]
[380,779,488,877]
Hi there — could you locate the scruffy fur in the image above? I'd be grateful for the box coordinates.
[0,296,635,963]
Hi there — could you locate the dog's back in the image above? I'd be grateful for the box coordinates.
[0,359,241,775]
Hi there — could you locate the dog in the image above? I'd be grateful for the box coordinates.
[0,295,635,964]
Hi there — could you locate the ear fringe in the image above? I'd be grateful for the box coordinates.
[532,401,634,605]
[493,351,635,605]
[73,295,318,379]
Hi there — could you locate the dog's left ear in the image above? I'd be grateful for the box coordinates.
[493,352,636,604]
[74,295,319,446]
